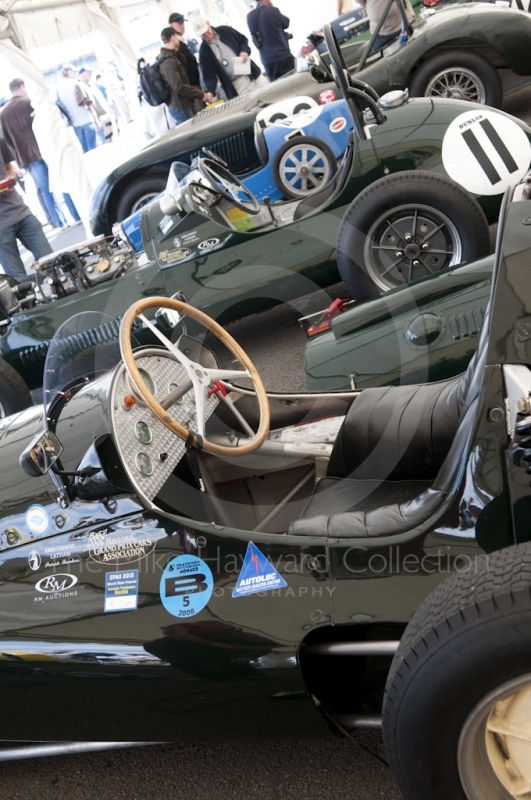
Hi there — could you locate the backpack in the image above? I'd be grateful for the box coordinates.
[137,56,172,107]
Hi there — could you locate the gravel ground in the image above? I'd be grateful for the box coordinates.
[0,736,400,800]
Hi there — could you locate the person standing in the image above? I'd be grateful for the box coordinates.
[1,78,80,229]
[79,68,109,145]
[159,28,213,125]
[247,0,294,83]
[168,12,205,114]
[55,65,99,153]
[192,17,266,100]
[0,136,52,284]
[358,0,414,51]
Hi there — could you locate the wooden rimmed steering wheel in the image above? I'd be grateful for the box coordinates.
[119,297,270,457]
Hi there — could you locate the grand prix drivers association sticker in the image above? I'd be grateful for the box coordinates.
[160,555,214,618]
[442,110,531,196]
[26,504,49,535]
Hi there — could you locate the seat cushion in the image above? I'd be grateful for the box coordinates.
[288,477,442,538]
[327,376,467,482]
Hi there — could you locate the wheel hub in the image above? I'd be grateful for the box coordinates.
[404,242,421,259]
[459,673,531,800]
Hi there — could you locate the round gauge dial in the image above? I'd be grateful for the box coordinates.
[135,421,153,444]
[135,452,153,476]
[138,368,155,396]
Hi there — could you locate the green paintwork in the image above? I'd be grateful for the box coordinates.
[7,95,524,392]
[0,179,527,742]
[304,255,493,391]
[90,3,531,235]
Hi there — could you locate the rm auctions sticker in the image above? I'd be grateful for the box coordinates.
[104,570,139,613]
[160,555,213,618]
[442,110,531,196]
[329,117,347,133]
[233,542,287,598]
[319,88,336,104]
[26,504,49,535]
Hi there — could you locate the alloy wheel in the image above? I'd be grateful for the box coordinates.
[364,203,462,291]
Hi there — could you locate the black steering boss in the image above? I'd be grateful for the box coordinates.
[198,158,260,215]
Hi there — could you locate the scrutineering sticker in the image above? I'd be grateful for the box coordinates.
[160,555,213,618]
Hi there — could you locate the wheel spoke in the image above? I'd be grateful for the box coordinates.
[385,219,407,243]
[419,221,446,244]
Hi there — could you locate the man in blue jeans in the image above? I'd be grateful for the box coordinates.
[158,28,213,125]
[56,65,99,152]
[0,78,80,228]
[0,136,52,284]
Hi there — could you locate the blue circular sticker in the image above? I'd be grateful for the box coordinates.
[160,555,213,618]
[26,504,49,535]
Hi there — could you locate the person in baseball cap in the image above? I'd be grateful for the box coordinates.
[191,16,266,100]
[168,11,202,95]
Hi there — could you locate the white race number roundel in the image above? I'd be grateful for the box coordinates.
[442,110,531,196]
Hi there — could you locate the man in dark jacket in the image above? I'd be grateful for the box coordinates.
[1,78,80,229]
[191,17,266,100]
[247,0,294,82]
[159,28,213,125]
[168,13,205,113]
[0,136,52,284]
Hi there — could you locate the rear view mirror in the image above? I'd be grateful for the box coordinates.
[20,430,63,477]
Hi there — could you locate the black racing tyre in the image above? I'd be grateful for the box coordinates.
[272,136,337,199]
[0,358,32,418]
[383,541,531,800]
[115,174,168,221]
[409,49,503,108]
[336,170,490,301]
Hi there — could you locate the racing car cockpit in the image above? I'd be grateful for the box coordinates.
[15,166,509,547]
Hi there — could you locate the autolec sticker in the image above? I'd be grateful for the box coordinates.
[88,529,155,565]
[319,88,336,104]
[442,110,531,196]
[233,542,287,598]
[329,117,347,133]
[26,504,49,535]
[104,570,139,613]
[160,555,213,617]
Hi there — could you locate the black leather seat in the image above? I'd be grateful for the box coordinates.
[288,322,487,538]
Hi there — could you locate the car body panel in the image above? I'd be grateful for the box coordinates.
[304,256,493,391]
[0,184,529,742]
[89,4,531,235]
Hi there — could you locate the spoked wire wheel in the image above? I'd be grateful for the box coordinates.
[425,67,486,103]
[273,136,337,199]
[458,673,531,800]
[364,203,462,291]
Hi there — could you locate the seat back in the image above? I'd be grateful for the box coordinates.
[327,298,489,483]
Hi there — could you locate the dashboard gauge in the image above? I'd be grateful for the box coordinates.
[135,421,153,444]
[135,452,153,476]
[138,368,155,396]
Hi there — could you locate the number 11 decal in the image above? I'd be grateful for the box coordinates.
[442,110,531,196]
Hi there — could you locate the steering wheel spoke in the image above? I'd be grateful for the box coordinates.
[198,158,260,215]
[120,297,270,457]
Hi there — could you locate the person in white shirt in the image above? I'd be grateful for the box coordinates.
[55,65,99,152]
